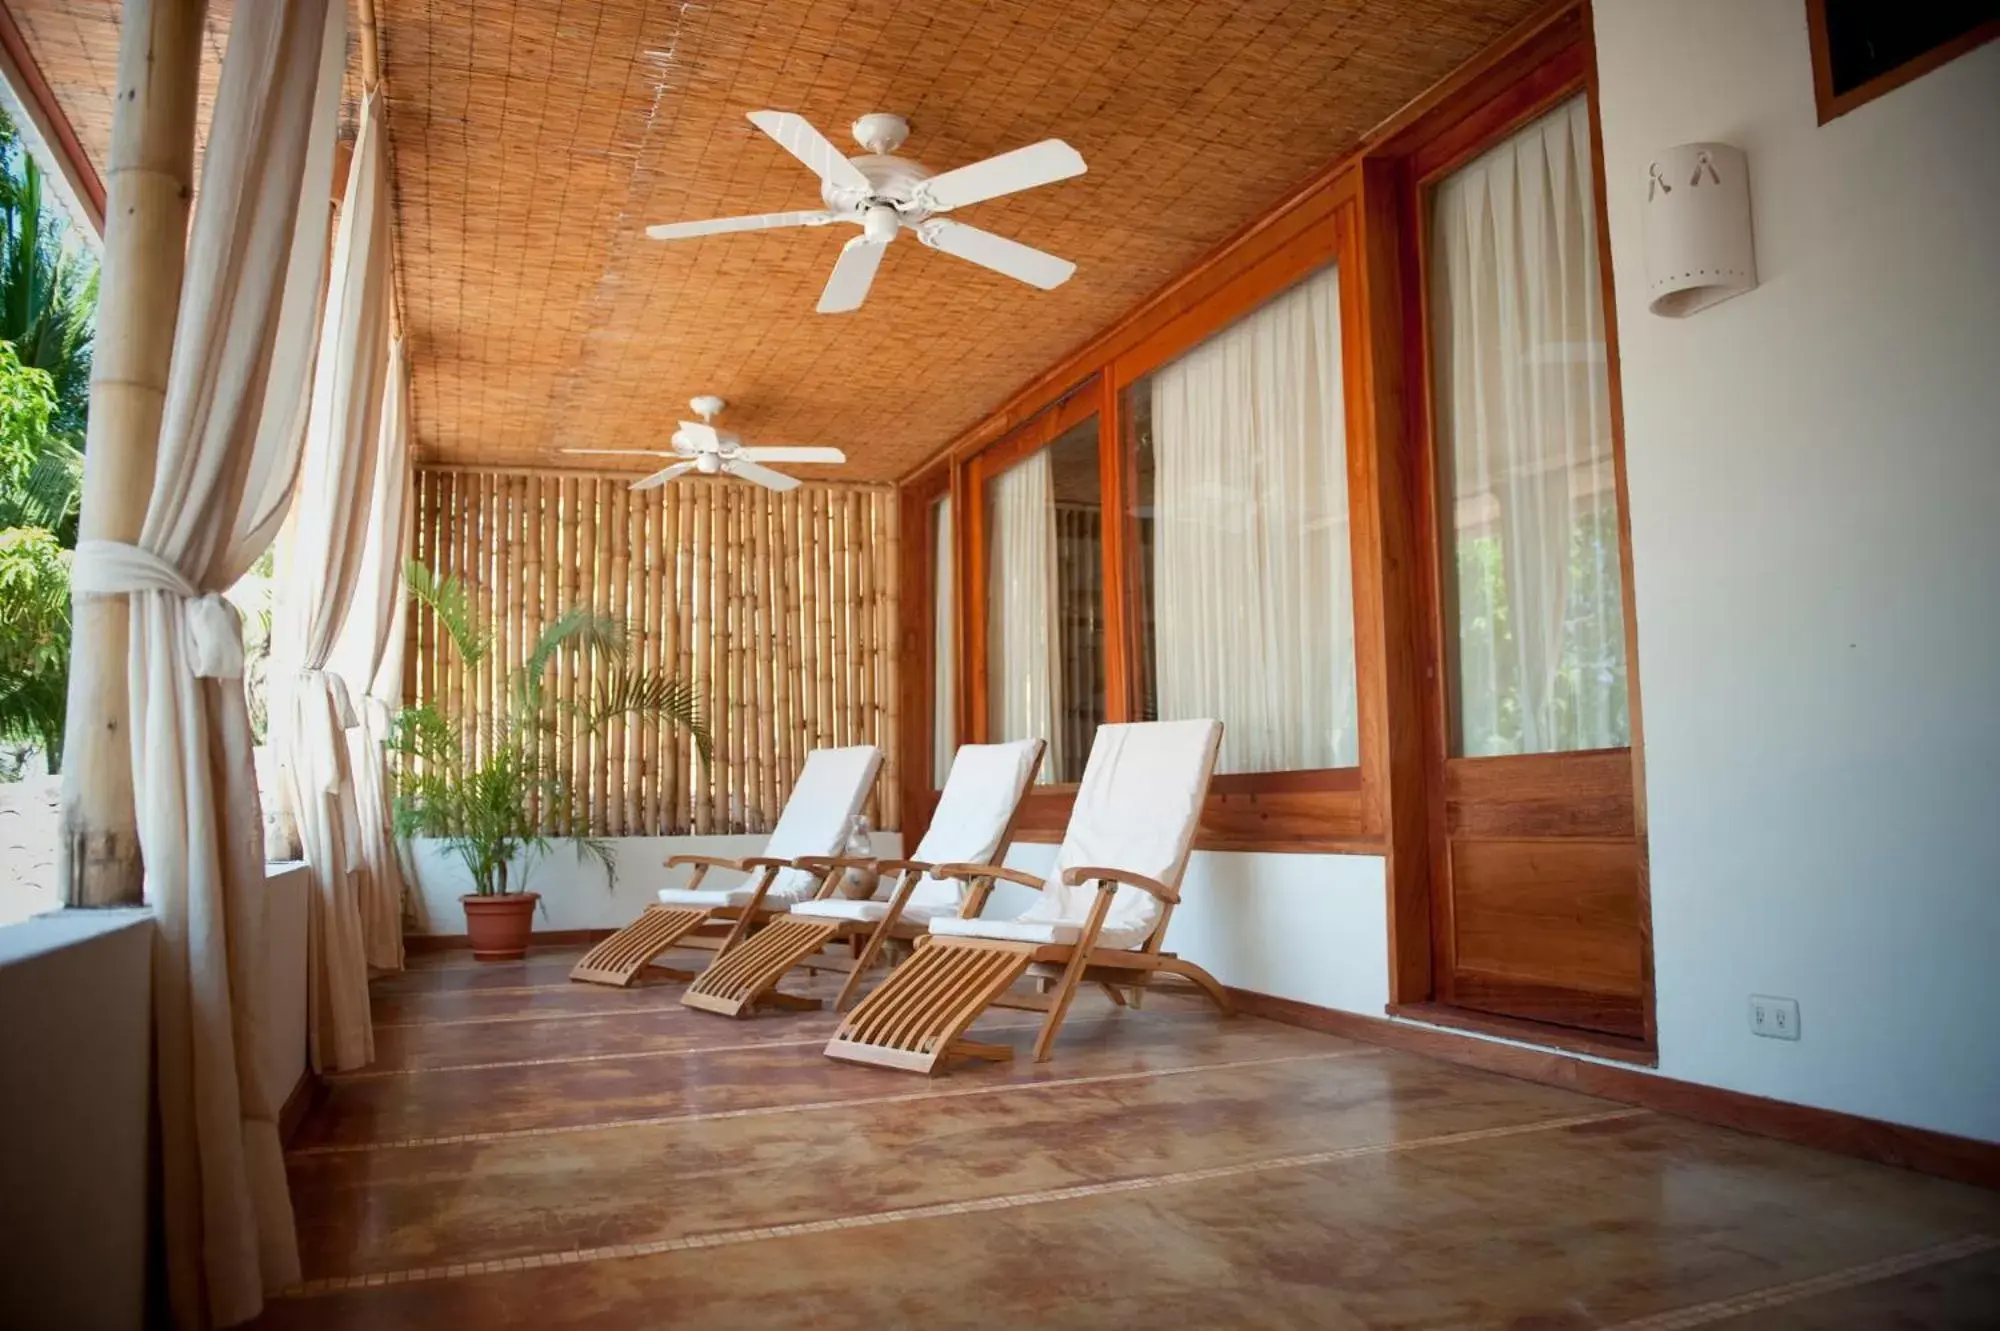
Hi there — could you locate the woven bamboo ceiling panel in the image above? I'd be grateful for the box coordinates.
[12,0,1538,482]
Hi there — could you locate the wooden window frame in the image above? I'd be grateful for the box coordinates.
[895,461,953,853]
[1804,0,2000,126]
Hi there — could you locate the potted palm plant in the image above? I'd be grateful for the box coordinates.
[390,561,706,960]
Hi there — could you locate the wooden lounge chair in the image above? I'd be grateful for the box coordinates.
[825,719,1229,1074]
[681,739,1045,1017]
[569,745,882,987]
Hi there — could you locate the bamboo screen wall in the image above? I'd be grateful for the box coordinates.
[407,469,900,836]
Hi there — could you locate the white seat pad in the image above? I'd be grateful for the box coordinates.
[790,897,956,925]
[926,914,1152,951]
[657,884,801,909]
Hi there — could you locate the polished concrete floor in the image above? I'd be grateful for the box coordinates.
[254,946,2000,1329]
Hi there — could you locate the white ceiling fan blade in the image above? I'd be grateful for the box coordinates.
[562,448,680,456]
[920,219,1075,290]
[646,210,835,241]
[631,462,697,491]
[727,459,801,491]
[818,236,888,314]
[676,421,724,450]
[746,111,869,192]
[735,445,847,464]
[920,139,1086,212]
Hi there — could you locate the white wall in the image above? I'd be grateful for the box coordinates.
[261,863,311,1112]
[1592,1,2000,1141]
[0,911,153,1330]
[407,832,906,932]
[997,842,1390,1015]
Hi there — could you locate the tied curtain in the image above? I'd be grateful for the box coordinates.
[985,451,1062,781]
[931,500,953,785]
[65,1,344,1324]
[274,87,397,1073]
[1430,95,1628,757]
[1150,265,1357,773]
[327,337,411,972]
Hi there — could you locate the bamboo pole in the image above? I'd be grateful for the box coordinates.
[783,488,803,790]
[882,489,901,831]
[59,0,204,907]
[636,481,652,831]
[668,484,687,832]
[751,490,773,831]
[691,483,711,834]
[569,477,592,833]
[591,479,614,833]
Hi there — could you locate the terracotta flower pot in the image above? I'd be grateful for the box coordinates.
[461,892,540,961]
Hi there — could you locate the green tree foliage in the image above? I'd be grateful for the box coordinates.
[0,108,96,544]
[0,526,70,773]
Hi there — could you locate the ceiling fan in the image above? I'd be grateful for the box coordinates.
[562,395,845,492]
[645,110,1086,314]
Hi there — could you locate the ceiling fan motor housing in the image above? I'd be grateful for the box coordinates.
[821,153,935,224]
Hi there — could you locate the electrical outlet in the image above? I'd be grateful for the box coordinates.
[1749,995,1800,1041]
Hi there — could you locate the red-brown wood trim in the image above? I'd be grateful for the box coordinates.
[1409,44,1588,185]
[1579,1,1657,1049]
[1096,373,1133,724]
[402,927,618,954]
[1804,1,2000,126]
[1387,999,1655,1065]
[1004,776,1377,855]
[897,465,952,852]
[0,1,107,233]
[1224,984,2000,1192]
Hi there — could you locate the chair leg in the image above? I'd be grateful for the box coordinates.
[834,922,896,1012]
[1032,945,1095,1063]
[1098,983,1127,1007]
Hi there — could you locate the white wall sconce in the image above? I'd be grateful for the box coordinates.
[1642,142,1757,317]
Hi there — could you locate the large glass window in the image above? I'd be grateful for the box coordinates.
[930,496,954,787]
[1128,264,1358,774]
[1428,96,1630,757]
[985,416,1103,783]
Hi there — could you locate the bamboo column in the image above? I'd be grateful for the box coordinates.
[751,490,773,830]
[667,485,687,832]
[881,489,901,830]
[59,0,205,907]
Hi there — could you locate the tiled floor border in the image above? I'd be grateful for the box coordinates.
[1598,1232,2000,1330]
[289,1047,1384,1157]
[279,1107,1647,1297]
[373,1001,693,1030]
[330,1013,1140,1081]
[374,981,604,1002]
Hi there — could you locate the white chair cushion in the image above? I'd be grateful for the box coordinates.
[926,914,1153,951]
[759,745,882,898]
[1024,720,1221,945]
[904,739,1044,910]
[789,897,956,926]
[657,885,764,909]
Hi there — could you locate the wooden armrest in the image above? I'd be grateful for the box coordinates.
[932,862,1046,891]
[874,859,935,875]
[665,854,745,872]
[1060,864,1180,904]
[793,855,879,871]
[738,856,792,871]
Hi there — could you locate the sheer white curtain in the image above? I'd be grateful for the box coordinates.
[275,87,396,1072]
[328,337,410,973]
[1430,95,1627,757]
[931,499,954,785]
[1150,265,1356,773]
[66,2,342,1323]
[986,452,1061,780]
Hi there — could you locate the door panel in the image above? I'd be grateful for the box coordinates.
[1437,752,1645,1038]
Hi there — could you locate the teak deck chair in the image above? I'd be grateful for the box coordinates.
[681,739,1045,1018]
[569,745,882,987]
[825,719,1229,1075]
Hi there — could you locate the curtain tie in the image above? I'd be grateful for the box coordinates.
[71,539,245,680]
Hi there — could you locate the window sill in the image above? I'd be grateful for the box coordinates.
[1387,1000,1658,1067]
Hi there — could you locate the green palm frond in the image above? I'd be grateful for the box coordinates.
[405,559,489,667]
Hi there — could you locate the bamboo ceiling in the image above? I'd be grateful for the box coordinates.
[9,0,1537,483]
